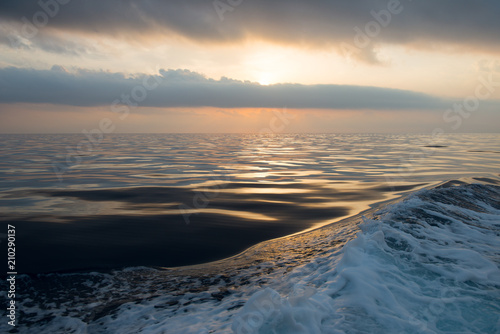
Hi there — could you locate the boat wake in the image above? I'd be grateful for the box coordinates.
[1,179,499,333]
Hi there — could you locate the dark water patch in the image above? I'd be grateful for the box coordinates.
[468,150,500,154]
[436,180,468,188]
[370,183,426,192]
[473,177,500,185]
[2,211,327,274]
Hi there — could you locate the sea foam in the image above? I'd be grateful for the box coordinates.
[232,183,500,333]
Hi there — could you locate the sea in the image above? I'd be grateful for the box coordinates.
[0,133,499,333]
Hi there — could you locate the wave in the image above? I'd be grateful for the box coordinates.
[2,180,499,333]
[233,181,500,334]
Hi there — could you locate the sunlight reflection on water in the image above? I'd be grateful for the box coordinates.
[0,133,499,272]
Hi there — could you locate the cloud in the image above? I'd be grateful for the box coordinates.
[0,66,450,110]
[0,22,98,56]
[0,0,499,63]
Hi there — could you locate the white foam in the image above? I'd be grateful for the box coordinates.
[230,184,500,333]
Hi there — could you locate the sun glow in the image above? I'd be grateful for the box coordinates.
[257,73,274,86]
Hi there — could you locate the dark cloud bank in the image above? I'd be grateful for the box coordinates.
[0,66,449,110]
[1,0,500,62]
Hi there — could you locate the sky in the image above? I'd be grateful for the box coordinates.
[0,0,499,133]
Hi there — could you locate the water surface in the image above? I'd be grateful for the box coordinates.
[1,133,499,273]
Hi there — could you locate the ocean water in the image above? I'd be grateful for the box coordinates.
[0,133,499,333]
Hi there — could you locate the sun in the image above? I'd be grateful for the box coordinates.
[257,74,273,86]
[254,70,275,85]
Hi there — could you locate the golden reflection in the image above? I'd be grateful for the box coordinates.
[161,208,277,221]
[213,187,312,195]
[230,170,320,179]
